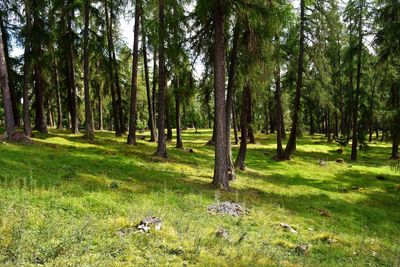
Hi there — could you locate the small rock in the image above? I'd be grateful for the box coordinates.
[336,158,345,164]
[215,228,229,239]
[279,223,298,234]
[318,159,328,166]
[318,208,331,217]
[207,202,249,217]
[137,217,162,233]
[295,244,310,255]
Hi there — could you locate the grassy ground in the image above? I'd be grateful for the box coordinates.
[0,129,399,266]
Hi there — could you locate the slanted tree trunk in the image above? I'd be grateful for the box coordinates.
[0,17,19,126]
[156,0,167,157]
[351,3,363,161]
[127,0,141,145]
[105,0,121,136]
[232,98,239,145]
[83,0,94,139]
[212,2,229,189]
[283,0,305,159]
[235,83,251,170]
[275,66,284,159]
[143,32,156,142]
[23,0,32,136]
[0,27,15,137]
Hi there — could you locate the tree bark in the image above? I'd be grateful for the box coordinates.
[175,91,183,149]
[283,0,305,159]
[351,3,363,161]
[0,17,19,126]
[156,0,167,157]
[166,100,173,142]
[212,2,229,189]
[66,0,78,134]
[235,83,251,170]
[97,82,103,130]
[23,0,32,136]
[83,0,94,140]
[127,0,141,145]
[390,82,399,159]
[142,32,156,142]
[0,26,15,137]
[32,0,47,134]
[232,98,239,145]
[152,49,157,137]
[275,66,284,159]
[105,0,121,136]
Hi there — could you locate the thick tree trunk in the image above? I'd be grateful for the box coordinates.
[0,18,19,126]
[0,28,15,137]
[23,0,32,136]
[235,83,251,170]
[212,2,229,189]
[105,0,121,136]
[275,67,284,159]
[127,0,141,145]
[143,33,156,142]
[351,6,363,161]
[83,0,94,140]
[156,0,167,157]
[32,0,47,134]
[283,0,305,159]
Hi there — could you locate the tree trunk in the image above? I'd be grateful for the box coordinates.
[351,4,363,161]
[275,66,283,159]
[127,0,141,145]
[0,27,15,137]
[235,83,251,170]
[327,110,332,142]
[156,0,167,157]
[112,47,124,134]
[225,20,240,180]
[175,91,183,149]
[284,0,305,159]
[83,0,94,140]
[152,49,157,136]
[166,101,173,142]
[142,32,156,142]
[390,82,399,159]
[67,1,79,134]
[232,98,239,145]
[248,93,255,144]
[0,17,19,126]
[23,0,32,136]
[97,83,103,130]
[105,0,121,136]
[212,2,229,189]
[32,0,47,134]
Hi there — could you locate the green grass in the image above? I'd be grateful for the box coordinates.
[0,129,399,266]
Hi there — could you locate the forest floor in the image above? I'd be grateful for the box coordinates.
[0,129,399,266]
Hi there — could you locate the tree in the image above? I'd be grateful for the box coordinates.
[83,0,94,140]
[283,0,305,159]
[156,0,167,157]
[127,0,141,145]
[23,0,32,136]
[0,23,15,137]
